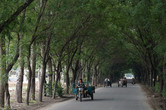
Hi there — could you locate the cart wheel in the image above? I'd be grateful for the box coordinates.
[79,93,82,102]
[91,93,94,100]
[75,94,78,100]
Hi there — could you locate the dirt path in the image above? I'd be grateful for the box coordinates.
[11,95,74,110]
[140,84,166,110]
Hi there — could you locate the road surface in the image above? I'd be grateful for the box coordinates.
[39,84,152,110]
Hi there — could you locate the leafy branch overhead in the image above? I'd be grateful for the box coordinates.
[0,0,166,109]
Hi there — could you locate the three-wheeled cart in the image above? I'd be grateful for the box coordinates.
[72,82,95,102]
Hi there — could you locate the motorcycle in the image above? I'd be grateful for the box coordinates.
[132,78,136,85]
[104,80,109,87]
[118,78,127,87]
[75,85,84,102]
[122,79,127,87]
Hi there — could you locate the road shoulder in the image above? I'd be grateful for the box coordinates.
[140,84,166,110]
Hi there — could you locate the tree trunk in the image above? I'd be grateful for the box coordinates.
[16,57,24,103]
[16,9,26,103]
[26,46,32,105]
[66,65,70,94]
[48,58,53,96]
[26,0,48,105]
[39,42,47,102]
[52,61,61,99]
[5,35,20,108]
[66,47,77,93]
[92,64,98,86]
[52,64,56,83]
[72,60,79,84]
[5,83,10,107]
[159,75,164,96]
[163,55,166,96]
[16,43,24,103]
[31,42,37,100]
[39,35,51,101]
[52,79,58,99]
[87,65,91,84]
[0,37,5,108]
[39,60,47,101]
[72,69,77,84]
[95,66,98,86]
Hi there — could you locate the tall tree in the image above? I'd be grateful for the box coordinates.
[16,9,26,103]
[31,41,37,100]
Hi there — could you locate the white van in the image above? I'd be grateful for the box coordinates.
[124,73,134,83]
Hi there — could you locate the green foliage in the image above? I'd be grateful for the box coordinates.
[4,105,10,110]
[44,82,52,96]
[29,100,37,104]
[48,83,53,96]
[56,82,63,97]
[162,87,166,98]
[68,85,73,94]
[154,82,160,93]
[1,0,166,108]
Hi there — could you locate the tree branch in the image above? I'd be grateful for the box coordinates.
[0,0,35,33]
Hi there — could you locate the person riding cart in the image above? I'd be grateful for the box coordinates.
[118,77,127,87]
[72,79,95,101]
[77,79,87,97]
[77,79,85,88]
[104,78,111,87]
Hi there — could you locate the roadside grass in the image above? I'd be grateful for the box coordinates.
[29,100,37,104]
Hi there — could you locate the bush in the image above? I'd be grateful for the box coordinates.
[69,85,73,94]
[56,82,63,97]
[4,106,10,110]
[47,82,53,96]
[162,87,166,98]
[44,82,49,96]
[29,100,37,104]
[44,81,53,96]
[154,82,160,93]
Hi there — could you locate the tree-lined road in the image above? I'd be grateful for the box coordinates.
[39,84,152,110]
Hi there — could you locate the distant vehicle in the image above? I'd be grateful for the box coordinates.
[124,73,135,83]
[118,78,127,87]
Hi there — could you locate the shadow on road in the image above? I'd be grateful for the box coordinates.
[80,98,114,102]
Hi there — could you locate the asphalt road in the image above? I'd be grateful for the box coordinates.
[39,84,152,110]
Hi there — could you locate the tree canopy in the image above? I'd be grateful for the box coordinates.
[0,0,166,109]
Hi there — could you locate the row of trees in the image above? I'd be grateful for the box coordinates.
[0,0,166,109]
[108,0,166,98]
[0,0,114,109]
[121,0,166,96]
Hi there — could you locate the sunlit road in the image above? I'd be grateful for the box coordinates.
[39,84,152,110]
